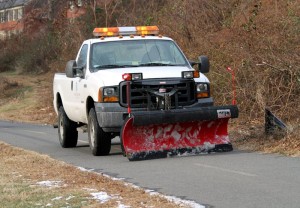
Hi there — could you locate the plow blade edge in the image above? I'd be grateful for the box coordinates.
[121,105,238,161]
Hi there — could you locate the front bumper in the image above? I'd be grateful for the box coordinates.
[129,105,238,126]
[94,97,214,133]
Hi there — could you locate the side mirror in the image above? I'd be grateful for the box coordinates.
[198,55,210,73]
[65,60,76,78]
[65,60,84,78]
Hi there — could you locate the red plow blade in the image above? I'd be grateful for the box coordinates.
[121,106,238,161]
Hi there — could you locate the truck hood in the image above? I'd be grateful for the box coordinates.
[88,66,209,86]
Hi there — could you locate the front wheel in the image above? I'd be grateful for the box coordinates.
[88,108,111,156]
[58,106,78,148]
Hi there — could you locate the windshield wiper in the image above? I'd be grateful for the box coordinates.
[93,63,182,69]
[94,64,139,69]
[138,63,179,67]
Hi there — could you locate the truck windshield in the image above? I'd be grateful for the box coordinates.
[90,39,188,70]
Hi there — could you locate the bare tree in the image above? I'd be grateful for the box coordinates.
[47,0,53,21]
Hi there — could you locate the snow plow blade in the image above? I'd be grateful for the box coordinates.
[121,105,238,161]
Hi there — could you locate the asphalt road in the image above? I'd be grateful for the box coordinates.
[1,120,300,208]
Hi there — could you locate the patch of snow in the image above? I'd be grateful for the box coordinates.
[77,167,205,208]
[117,201,131,208]
[145,190,204,208]
[102,174,126,181]
[51,196,63,201]
[77,167,95,172]
[90,192,112,204]
[46,203,52,207]
[36,180,62,188]
[164,195,205,208]
[66,195,75,201]
[171,129,181,141]
[203,142,215,150]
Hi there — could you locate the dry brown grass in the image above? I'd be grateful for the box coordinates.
[0,72,56,124]
[0,142,193,208]
[230,121,300,157]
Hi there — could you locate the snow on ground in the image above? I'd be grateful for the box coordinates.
[78,167,205,208]
[34,168,204,208]
[35,178,131,207]
[36,180,62,188]
[51,196,63,201]
[90,191,116,203]
[89,191,130,208]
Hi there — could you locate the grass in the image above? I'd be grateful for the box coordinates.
[230,121,300,157]
[0,142,193,208]
[0,180,87,208]
[0,143,91,208]
[0,72,56,124]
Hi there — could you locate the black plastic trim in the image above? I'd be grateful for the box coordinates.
[129,105,239,126]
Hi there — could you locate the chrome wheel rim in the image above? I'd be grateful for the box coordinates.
[59,117,64,139]
[90,120,95,147]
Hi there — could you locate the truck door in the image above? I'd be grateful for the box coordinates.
[68,44,89,123]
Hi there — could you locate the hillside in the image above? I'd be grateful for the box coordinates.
[0,0,299,155]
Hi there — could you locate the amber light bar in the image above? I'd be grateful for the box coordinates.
[93,26,159,37]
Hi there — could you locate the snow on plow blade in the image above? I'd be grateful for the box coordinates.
[121,105,238,161]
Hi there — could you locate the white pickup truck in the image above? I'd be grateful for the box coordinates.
[53,26,228,158]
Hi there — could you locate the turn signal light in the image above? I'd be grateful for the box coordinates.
[197,92,209,98]
[103,96,118,102]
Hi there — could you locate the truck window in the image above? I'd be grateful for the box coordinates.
[77,44,88,67]
[90,40,188,70]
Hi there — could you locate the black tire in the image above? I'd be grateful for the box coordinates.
[88,108,111,156]
[58,106,78,148]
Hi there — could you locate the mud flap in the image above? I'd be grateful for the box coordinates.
[121,105,238,161]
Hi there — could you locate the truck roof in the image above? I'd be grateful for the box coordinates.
[86,35,173,44]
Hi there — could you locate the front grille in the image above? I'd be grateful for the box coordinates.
[119,79,196,109]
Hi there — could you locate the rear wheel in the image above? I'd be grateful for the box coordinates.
[88,108,111,156]
[58,106,78,148]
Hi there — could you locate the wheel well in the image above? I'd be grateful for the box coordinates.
[56,93,63,110]
[86,96,95,117]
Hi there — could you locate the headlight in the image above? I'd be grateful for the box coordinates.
[182,70,200,79]
[196,83,209,98]
[132,73,143,80]
[182,71,194,79]
[197,83,208,91]
[104,87,116,96]
[98,86,119,102]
